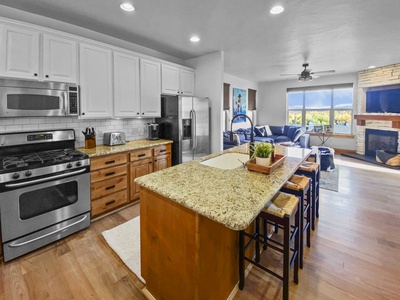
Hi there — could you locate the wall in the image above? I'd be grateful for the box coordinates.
[223,73,258,132]
[0,117,152,147]
[258,73,358,150]
[185,52,224,153]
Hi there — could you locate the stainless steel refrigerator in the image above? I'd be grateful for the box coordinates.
[156,95,210,166]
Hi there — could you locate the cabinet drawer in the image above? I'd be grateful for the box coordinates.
[91,153,127,171]
[91,164,127,183]
[91,189,128,218]
[130,148,152,161]
[91,175,127,199]
[154,144,171,156]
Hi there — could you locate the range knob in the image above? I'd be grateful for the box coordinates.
[12,173,20,179]
[76,161,82,167]
[25,170,32,177]
[66,163,73,169]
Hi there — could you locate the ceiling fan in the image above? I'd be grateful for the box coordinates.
[280,63,335,81]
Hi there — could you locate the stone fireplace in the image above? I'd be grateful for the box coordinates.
[354,63,400,157]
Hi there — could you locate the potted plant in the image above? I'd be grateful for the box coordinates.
[251,142,274,167]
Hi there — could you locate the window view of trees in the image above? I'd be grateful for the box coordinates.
[287,85,353,134]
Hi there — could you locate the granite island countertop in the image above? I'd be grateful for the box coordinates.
[135,144,311,231]
[76,139,173,157]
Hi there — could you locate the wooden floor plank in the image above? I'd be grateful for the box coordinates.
[1,155,399,299]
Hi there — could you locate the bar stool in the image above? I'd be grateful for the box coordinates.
[280,175,311,269]
[295,162,320,230]
[239,192,300,300]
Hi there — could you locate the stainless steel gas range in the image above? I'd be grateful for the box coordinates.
[0,129,91,262]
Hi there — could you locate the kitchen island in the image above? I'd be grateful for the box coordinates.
[135,145,311,299]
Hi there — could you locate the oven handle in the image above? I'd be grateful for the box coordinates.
[8,214,88,248]
[4,168,87,188]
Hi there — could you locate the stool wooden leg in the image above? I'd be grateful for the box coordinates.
[255,217,260,263]
[299,194,304,270]
[306,187,311,248]
[316,170,320,218]
[283,216,290,300]
[294,205,300,284]
[311,175,317,231]
[239,230,245,290]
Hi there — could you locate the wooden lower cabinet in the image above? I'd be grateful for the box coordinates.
[89,143,172,217]
[130,158,153,200]
[90,153,129,218]
[153,144,171,172]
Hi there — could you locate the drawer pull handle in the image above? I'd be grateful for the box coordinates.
[105,172,116,176]
[138,154,146,157]
[105,200,116,206]
[105,160,115,164]
[160,149,166,153]
[105,185,116,190]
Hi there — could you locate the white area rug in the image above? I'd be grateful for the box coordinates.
[102,216,145,283]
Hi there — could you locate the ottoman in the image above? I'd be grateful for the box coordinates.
[318,147,335,171]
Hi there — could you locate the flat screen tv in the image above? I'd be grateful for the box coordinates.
[366,86,400,113]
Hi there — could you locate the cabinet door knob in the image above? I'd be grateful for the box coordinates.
[34,73,38,76]
[45,75,49,78]
[137,112,140,115]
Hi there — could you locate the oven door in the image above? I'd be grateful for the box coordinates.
[0,169,90,243]
[0,86,67,117]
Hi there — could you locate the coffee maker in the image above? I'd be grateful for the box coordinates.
[145,123,159,140]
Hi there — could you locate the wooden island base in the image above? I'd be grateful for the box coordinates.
[140,187,251,300]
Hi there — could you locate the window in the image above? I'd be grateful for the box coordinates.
[287,84,353,134]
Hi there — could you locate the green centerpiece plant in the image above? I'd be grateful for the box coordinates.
[251,142,274,166]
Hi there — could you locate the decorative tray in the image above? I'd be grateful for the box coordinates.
[246,154,285,175]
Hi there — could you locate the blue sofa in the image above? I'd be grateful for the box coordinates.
[223,125,310,149]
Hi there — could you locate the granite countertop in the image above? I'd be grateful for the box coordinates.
[135,144,311,231]
[76,139,173,157]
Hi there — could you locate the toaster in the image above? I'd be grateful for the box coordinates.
[103,131,126,146]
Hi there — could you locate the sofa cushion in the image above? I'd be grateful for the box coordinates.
[270,126,284,135]
[244,128,254,139]
[264,125,273,136]
[287,126,297,140]
[254,126,267,137]
[236,133,246,142]
[223,131,230,139]
[283,125,290,136]
[254,136,274,143]
[275,136,292,143]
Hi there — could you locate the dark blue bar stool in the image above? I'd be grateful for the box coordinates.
[239,192,300,300]
[280,174,311,269]
[295,162,320,230]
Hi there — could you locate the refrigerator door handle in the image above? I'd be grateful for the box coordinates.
[192,109,197,150]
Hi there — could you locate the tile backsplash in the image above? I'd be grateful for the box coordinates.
[0,117,153,147]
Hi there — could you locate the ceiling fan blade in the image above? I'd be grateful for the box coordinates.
[312,70,336,74]
[280,73,299,76]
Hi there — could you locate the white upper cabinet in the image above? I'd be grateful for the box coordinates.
[140,59,161,117]
[79,43,113,118]
[0,25,40,80]
[113,51,140,118]
[179,68,195,96]
[0,24,77,83]
[42,34,77,83]
[161,63,195,96]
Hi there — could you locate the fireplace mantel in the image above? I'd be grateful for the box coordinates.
[354,114,400,128]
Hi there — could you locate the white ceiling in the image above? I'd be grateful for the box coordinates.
[1,0,400,83]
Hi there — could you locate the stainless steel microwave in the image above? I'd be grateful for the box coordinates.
[0,79,79,117]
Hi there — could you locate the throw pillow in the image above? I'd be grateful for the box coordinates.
[264,125,273,136]
[292,127,306,142]
[254,126,267,137]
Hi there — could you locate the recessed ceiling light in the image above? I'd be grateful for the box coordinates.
[190,36,200,42]
[368,65,376,69]
[270,5,284,14]
[120,3,135,12]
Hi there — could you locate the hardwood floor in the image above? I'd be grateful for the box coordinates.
[1,155,400,299]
